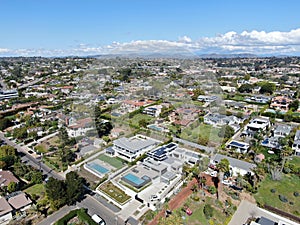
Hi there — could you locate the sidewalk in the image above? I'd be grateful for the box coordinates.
[37,205,78,225]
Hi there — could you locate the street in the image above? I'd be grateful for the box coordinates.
[0,132,63,180]
[37,194,124,225]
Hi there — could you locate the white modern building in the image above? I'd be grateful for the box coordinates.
[112,135,159,162]
[292,130,300,156]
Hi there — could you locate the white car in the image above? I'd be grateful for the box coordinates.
[92,214,106,225]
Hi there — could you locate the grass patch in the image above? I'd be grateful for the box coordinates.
[289,156,300,165]
[180,122,222,146]
[254,174,300,216]
[98,154,124,169]
[99,181,131,205]
[35,144,48,153]
[24,184,45,197]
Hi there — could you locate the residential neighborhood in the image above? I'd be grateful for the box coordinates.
[0,56,299,225]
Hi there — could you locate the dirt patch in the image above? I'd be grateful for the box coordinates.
[148,178,197,225]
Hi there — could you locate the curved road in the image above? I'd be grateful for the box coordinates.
[0,132,63,180]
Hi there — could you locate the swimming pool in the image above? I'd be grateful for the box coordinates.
[148,124,162,131]
[122,173,151,188]
[88,163,109,174]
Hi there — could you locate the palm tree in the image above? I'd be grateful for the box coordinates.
[216,158,230,199]
[280,145,293,172]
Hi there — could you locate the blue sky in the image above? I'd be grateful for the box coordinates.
[1,0,300,56]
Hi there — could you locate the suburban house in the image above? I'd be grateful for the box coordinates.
[273,124,292,138]
[292,130,300,156]
[112,135,158,162]
[120,99,154,113]
[170,107,200,127]
[67,117,94,137]
[242,117,270,137]
[0,192,32,225]
[0,197,13,225]
[197,95,218,102]
[270,95,293,112]
[142,105,163,117]
[210,154,256,176]
[244,95,270,104]
[0,170,20,188]
[226,140,250,154]
[7,191,32,212]
[147,143,178,161]
[204,113,242,132]
[261,124,292,150]
[0,89,19,100]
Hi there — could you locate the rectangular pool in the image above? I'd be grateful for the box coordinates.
[89,163,109,174]
[121,173,151,188]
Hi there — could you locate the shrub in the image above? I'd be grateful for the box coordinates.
[270,189,276,193]
[289,201,294,205]
[294,192,299,197]
[279,195,288,203]
[207,186,217,195]
[203,204,213,219]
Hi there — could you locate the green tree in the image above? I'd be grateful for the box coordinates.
[203,204,213,219]
[65,171,85,205]
[218,125,235,141]
[191,88,205,100]
[238,84,254,93]
[0,118,13,131]
[7,181,18,193]
[259,82,276,95]
[138,119,148,128]
[12,127,28,140]
[45,177,66,209]
[289,100,299,112]
[216,158,230,198]
[280,144,294,172]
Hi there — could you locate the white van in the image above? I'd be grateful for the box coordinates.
[92,214,106,225]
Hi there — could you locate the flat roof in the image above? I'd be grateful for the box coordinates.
[228,140,249,148]
[113,136,157,153]
[212,154,256,172]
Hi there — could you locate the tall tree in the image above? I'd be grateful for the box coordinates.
[45,177,66,209]
[65,171,85,205]
[216,158,230,199]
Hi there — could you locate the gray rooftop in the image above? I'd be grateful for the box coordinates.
[113,137,157,153]
[274,124,292,135]
[212,154,256,172]
[294,130,300,145]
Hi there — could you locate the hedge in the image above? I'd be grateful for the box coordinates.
[54,208,98,225]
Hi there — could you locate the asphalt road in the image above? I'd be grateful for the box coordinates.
[0,132,63,180]
[77,194,124,225]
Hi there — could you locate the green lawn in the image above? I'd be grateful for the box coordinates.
[254,174,300,216]
[180,122,222,146]
[289,156,300,165]
[25,184,45,197]
[128,113,154,127]
[98,154,124,169]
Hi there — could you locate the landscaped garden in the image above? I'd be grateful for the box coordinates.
[254,174,300,216]
[99,181,131,205]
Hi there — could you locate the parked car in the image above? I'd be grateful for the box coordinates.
[92,214,106,225]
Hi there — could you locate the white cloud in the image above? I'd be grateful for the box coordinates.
[1,28,300,56]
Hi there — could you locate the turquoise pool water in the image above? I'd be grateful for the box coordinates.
[123,173,144,186]
[88,163,109,174]
[148,124,162,131]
